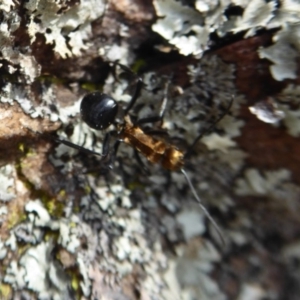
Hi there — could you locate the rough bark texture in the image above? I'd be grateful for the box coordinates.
[0,0,300,299]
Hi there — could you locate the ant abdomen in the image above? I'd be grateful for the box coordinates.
[80,92,118,130]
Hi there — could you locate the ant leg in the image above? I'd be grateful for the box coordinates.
[101,129,120,158]
[102,132,111,156]
[134,149,150,173]
[111,62,144,115]
[80,132,118,174]
[137,116,162,125]
[137,80,170,125]
[88,131,120,170]
[185,95,234,159]
[108,140,121,169]
[125,77,143,115]
[53,137,103,157]
[25,126,105,158]
[143,129,169,137]
[158,79,169,121]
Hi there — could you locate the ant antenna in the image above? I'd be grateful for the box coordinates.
[181,168,226,246]
[185,96,234,159]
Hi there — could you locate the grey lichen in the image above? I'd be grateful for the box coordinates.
[0,0,300,299]
[4,240,71,300]
[250,83,300,136]
[0,165,15,203]
[232,0,276,37]
[152,0,277,56]
[152,0,300,84]
[25,0,107,58]
[152,0,207,56]
[0,0,107,127]
[235,168,291,196]
[277,84,300,137]
[259,24,300,81]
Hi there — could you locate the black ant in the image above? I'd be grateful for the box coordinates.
[51,62,232,246]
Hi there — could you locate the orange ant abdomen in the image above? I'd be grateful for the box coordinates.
[121,115,184,171]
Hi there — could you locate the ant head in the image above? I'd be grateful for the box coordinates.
[80,92,118,130]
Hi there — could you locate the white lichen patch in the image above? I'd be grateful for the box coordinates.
[177,210,206,240]
[153,0,245,56]
[270,84,300,136]
[238,283,267,300]
[96,183,132,212]
[4,241,70,300]
[19,54,42,83]
[0,164,16,203]
[25,200,91,253]
[0,206,8,216]
[247,83,300,136]
[77,254,92,297]
[201,133,237,153]
[0,238,8,260]
[0,83,34,116]
[0,0,15,12]
[278,106,300,137]
[0,0,109,132]
[105,43,131,65]
[151,0,300,97]
[0,8,41,97]
[5,233,17,251]
[233,0,276,37]
[259,24,300,81]
[268,0,300,28]
[112,209,151,263]
[4,199,99,297]
[152,0,278,57]
[161,260,183,300]
[217,114,245,137]
[257,1,300,81]
[218,149,247,171]
[152,0,207,56]
[163,240,225,300]
[25,200,52,227]
[0,9,20,59]
[58,218,83,253]
[25,0,107,58]
[235,168,291,196]
[0,81,72,126]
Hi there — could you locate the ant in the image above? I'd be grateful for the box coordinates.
[51,62,232,246]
